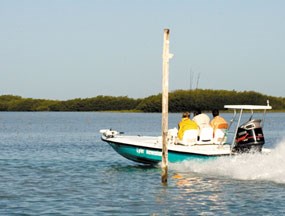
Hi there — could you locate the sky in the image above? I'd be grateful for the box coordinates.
[1,0,285,100]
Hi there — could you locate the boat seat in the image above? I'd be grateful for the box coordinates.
[167,128,178,144]
[213,129,227,144]
[179,129,198,146]
[197,127,213,144]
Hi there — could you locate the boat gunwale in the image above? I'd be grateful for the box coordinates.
[101,135,231,157]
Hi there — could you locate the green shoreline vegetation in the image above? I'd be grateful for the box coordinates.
[0,89,284,112]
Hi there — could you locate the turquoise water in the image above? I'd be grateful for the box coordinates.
[0,112,285,215]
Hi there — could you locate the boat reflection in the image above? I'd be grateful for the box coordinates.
[171,173,224,206]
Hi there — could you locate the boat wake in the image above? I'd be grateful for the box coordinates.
[171,138,285,184]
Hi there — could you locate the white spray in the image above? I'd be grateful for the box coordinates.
[171,138,285,184]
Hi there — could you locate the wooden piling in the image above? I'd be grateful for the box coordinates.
[161,29,173,184]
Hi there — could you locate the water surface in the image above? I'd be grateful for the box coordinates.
[0,112,285,215]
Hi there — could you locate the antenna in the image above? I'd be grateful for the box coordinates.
[196,72,200,89]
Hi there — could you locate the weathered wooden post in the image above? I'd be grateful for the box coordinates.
[161,29,173,184]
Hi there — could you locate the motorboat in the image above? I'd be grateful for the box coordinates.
[100,103,272,165]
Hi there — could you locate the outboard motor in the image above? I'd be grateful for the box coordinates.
[233,119,265,153]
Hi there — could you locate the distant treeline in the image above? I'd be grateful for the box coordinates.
[0,89,284,112]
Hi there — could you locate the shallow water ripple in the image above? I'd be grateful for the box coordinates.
[0,112,285,215]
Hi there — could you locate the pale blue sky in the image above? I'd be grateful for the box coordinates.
[1,0,284,100]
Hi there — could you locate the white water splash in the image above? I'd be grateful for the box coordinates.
[171,138,285,184]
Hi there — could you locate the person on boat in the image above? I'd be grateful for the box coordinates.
[210,109,228,132]
[192,109,212,142]
[192,109,211,129]
[177,112,199,141]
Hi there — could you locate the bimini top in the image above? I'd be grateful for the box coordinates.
[224,105,272,110]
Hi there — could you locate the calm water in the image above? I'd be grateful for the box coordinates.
[0,112,285,215]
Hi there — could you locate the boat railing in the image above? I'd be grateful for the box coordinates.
[224,101,272,152]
